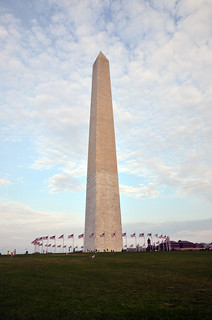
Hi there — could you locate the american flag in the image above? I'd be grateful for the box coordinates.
[131,233,136,238]
[147,233,152,236]
[58,234,64,239]
[52,245,56,247]
[48,244,51,247]
[155,234,158,237]
[68,234,74,239]
[63,245,66,248]
[78,234,84,239]
[57,245,61,248]
[39,237,43,240]
[100,233,105,237]
[130,244,133,247]
[122,232,126,237]
[139,233,144,237]
[159,235,163,238]
[32,241,39,245]
[111,232,116,237]
[81,246,83,248]
[69,246,72,249]
[50,235,55,239]
[43,236,48,240]
[89,233,94,238]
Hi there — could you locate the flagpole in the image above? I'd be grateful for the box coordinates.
[165,237,168,251]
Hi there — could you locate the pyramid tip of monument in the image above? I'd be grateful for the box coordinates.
[97,51,108,60]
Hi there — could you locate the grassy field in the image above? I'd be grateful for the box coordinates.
[0,251,211,320]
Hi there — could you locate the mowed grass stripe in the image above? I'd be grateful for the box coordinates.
[0,251,211,320]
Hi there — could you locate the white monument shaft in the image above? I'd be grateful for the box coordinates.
[84,52,123,252]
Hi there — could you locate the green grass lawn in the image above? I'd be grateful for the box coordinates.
[0,251,211,319]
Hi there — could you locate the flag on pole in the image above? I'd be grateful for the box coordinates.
[159,235,163,238]
[69,246,72,249]
[130,244,133,247]
[43,236,48,240]
[32,241,39,245]
[57,245,61,248]
[68,234,74,239]
[111,232,116,237]
[48,244,51,247]
[155,234,158,237]
[131,233,136,238]
[147,233,152,236]
[89,233,94,238]
[81,246,83,249]
[78,234,84,239]
[122,232,126,237]
[139,233,144,237]
[100,233,105,237]
[52,245,56,247]
[58,234,64,239]
[50,235,55,239]
[63,245,66,248]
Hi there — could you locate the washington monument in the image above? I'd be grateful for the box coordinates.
[84,51,123,252]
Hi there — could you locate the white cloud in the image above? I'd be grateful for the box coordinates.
[120,183,160,199]
[0,179,11,186]
[48,173,84,193]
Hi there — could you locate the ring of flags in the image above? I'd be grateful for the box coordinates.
[31,232,170,253]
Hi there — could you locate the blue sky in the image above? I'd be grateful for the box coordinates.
[0,0,212,254]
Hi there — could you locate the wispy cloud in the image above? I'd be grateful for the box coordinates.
[48,173,84,193]
[0,178,11,186]
[120,183,160,199]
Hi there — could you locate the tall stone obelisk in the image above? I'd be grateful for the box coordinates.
[84,51,123,252]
